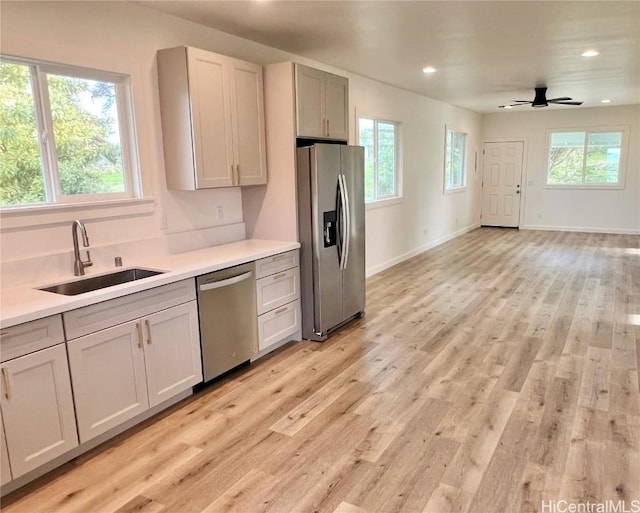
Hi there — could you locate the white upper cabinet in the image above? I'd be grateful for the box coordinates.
[157,46,267,190]
[295,63,349,141]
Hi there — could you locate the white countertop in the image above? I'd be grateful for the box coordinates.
[1,239,300,329]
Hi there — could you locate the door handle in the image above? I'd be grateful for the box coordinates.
[145,319,152,345]
[136,322,143,348]
[2,368,10,400]
[340,174,351,269]
[199,271,254,291]
[337,175,349,270]
[516,190,520,194]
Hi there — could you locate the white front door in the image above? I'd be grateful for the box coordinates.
[481,141,524,228]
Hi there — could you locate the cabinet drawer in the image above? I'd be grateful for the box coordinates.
[256,267,300,316]
[258,300,300,351]
[1,315,64,362]
[255,250,299,279]
[64,279,196,340]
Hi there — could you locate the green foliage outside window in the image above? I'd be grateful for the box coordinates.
[445,129,466,190]
[359,116,399,203]
[0,59,127,207]
[548,131,622,185]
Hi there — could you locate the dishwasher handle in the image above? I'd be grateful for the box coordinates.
[199,270,254,292]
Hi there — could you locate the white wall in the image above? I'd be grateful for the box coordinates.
[0,1,294,265]
[1,1,483,280]
[348,75,482,275]
[482,105,640,234]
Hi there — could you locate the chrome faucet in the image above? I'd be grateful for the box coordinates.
[72,220,93,276]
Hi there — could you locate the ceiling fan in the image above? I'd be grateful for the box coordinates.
[499,87,583,109]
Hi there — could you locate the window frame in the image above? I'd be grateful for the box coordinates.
[544,126,628,190]
[357,114,403,206]
[0,55,141,211]
[443,125,468,194]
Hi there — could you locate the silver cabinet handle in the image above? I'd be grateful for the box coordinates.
[327,118,330,137]
[136,322,143,349]
[274,305,289,315]
[145,319,152,345]
[199,271,253,292]
[2,368,10,400]
[272,272,287,280]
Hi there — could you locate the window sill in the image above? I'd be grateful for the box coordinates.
[0,197,155,231]
[444,186,468,195]
[543,183,624,191]
[365,196,404,210]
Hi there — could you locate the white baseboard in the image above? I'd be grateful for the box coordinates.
[366,224,481,277]
[520,224,640,235]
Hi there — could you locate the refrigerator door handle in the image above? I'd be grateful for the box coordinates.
[341,174,351,269]
[337,174,349,270]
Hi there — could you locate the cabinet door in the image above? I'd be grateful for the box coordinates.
[258,300,301,351]
[324,72,349,141]
[143,302,202,408]
[230,60,267,186]
[68,321,149,443]
[295,64,325,138]
[1,344,78,478]
[187,47,235,188]
[1,409,12,485]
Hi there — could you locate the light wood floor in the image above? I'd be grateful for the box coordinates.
[3,228,640,513]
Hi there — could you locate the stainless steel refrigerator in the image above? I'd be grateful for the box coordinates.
[296,144,365,341]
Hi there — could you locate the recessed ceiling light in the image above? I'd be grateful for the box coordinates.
[422,66,436,74]
[601,99,611,104]
[581,49,599,57]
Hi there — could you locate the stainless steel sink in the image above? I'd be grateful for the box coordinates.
[38,268,165,296]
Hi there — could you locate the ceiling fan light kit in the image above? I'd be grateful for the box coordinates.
[499,87,584,109]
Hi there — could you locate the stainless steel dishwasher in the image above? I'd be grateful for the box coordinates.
[196,262,258,382]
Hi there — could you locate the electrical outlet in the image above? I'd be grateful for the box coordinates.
[216,205,224,221]
[160,210,167,230]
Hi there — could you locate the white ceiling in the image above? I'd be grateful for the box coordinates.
[140,0,640,113]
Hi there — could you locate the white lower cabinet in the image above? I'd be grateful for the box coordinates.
[143,302,202,408]
[258,300,301,351]
[255,251,301,354]
[67,321,149,443]
[68,300,202,443]
[0,344,78,478]
[1,409,12,485]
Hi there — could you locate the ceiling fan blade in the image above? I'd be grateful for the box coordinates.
[513,100,531,103]
[547,97,572,102]
[549,100,583,105]
[499,102,530,108]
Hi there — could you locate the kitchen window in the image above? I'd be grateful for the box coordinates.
[546,128,626,188]
[444,127,467,192]
[358,116,401,204]
[0,56,139,209]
